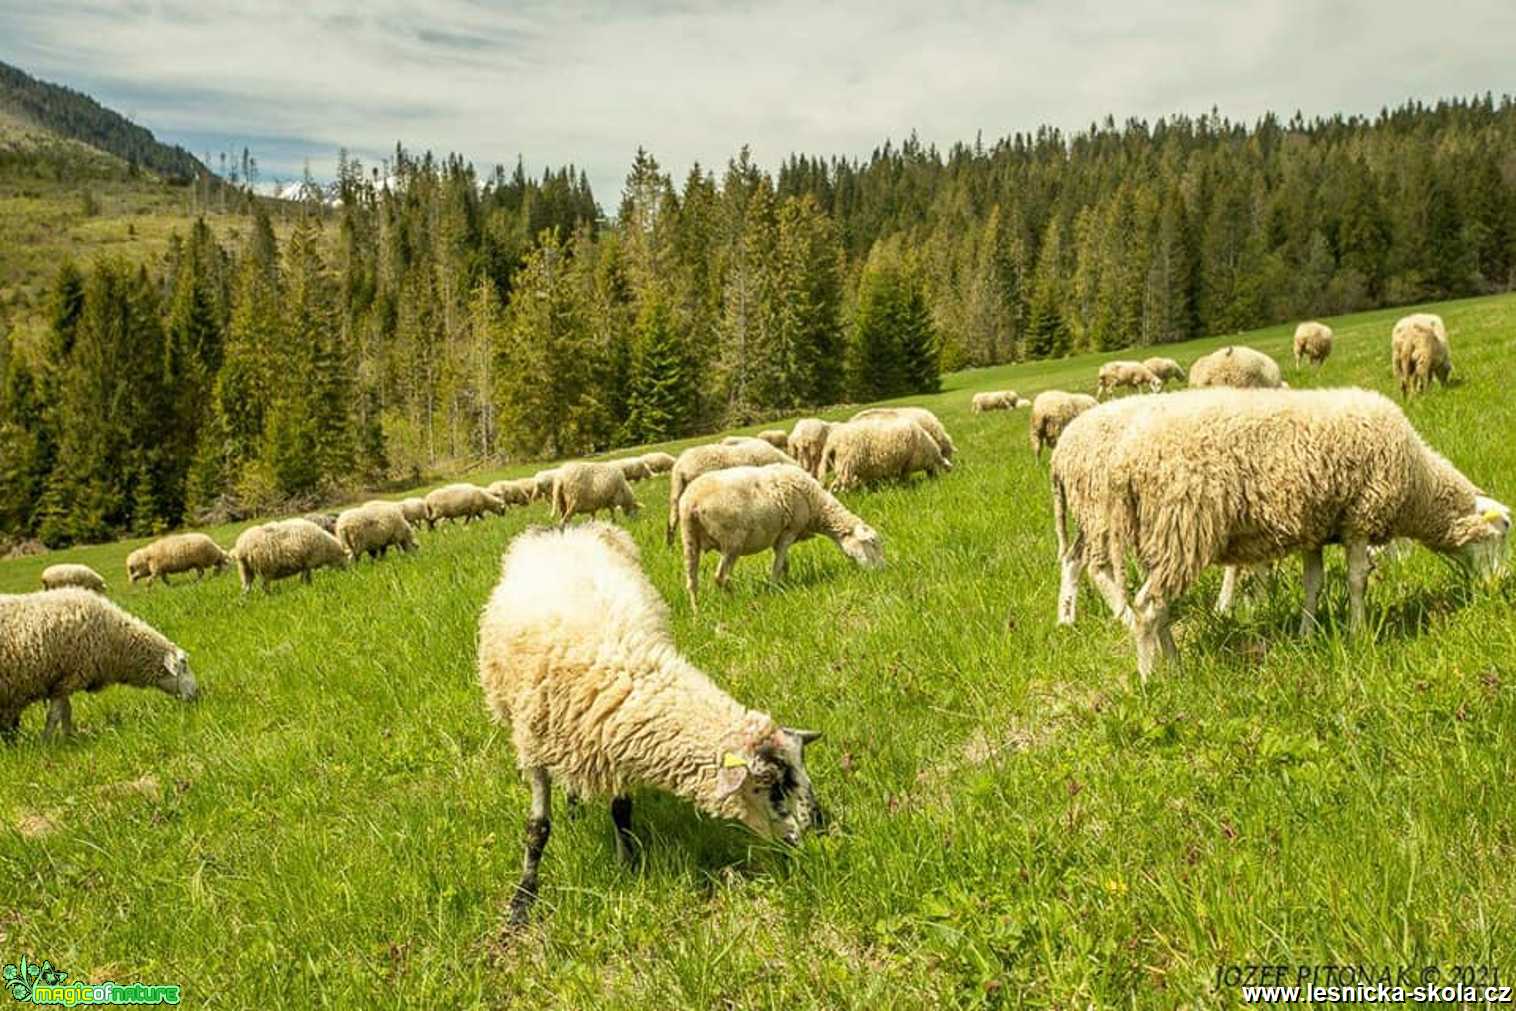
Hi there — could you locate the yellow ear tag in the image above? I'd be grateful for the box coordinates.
[1484,509,1504,523]
[722,752,748,769]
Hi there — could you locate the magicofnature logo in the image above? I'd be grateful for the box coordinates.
[3,956,180,1006]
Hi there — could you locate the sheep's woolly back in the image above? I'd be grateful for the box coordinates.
[824,415,948,489]
[1091,388,1491,602]
[233,518,347,585]
[529,469,562,500]
[1029,391,1099,456]
[1293,322,1333,365]
[639,452,677,474]
[487,479,535,506]
[337,501,417,559]
[1142,357,1186,384]
[40,564,107,593]
[972,391,1027,412]
[477,524,777,819]
[126,533,229,581]
[786,419,834,475]
[681,464,871,549]
[1187,346,1284,389]
[667,441,796,541]
[612,457,654,482]
[426,483,505,522]
[399,498,428,526]
[552,461,639,520]
[849,407,955,460]
[1097,361,1161,395]
[1050,395,1160,573]
[756,429,790,449]
[1391,313,1451,395]
[0,589,180,716]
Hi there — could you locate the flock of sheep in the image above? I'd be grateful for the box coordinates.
[3,307,1507,933]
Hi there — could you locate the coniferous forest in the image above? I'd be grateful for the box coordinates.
[3,96,1515,546]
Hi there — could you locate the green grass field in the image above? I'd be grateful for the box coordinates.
[3,294,1515,1007]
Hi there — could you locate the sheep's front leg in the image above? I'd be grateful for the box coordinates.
[1087,561,1133,628]
[682,533,702,611]
[714,552,739,589]
[1056,549,1085,626]
[1346,539,1371,634]
[1299,548,1324,635]
[611,795,637,867]
[0,707,20,741]
[770,537,794,582]
[43,696,73,740]
[1214,566,1239,615]
[508,767,553,928]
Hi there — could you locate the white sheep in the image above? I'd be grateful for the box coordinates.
[125,533,231,586]
[40,563,107,594]
[666,441,796,545]
[679,464,884,608]
[1051,387,1510,680]
[1,588,197,740]
[1187,345,1286,389]
[1142,357,1187,385]
[232,518,348,594]
[425,484,506,528]
[1096,361,1163,398]
[336,501,418,561]
[849,407,955,464]
[638,452,676,475]
[1391,313,1452,398]
[528,468,562,502]
[551,461,640,525]
[1028,391,1098,460]
[971,390,1031,413]
[486,479,535,507]
[399,497,429,528]
[1293,322,1333,368]
[786,418,834,477]
[301,512,339,535]
[612,457,654,482]
[477,523,824,926]
[821,415,951,491]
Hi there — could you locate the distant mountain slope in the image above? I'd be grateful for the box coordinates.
[0,60,206,181]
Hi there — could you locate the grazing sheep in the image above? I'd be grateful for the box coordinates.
[849,407,955,464]
[301,512,339,535]
[232,518,348,594]
[1187,345,1286,389]
[639,452,676,475]
[528,469,562,502]
[399,497,428,529]
[971,390,1031,413]
[125,533,231,587]
[40,564,107,594]
[1293,322,1333,368]
[666,441,795,545]
[613,457,654,482]
[1051,387,1510,680]
[756,429,789,449]
[1392,313,1452,398]
[487,479,535,507]
[425,484,506,527]
[1,588,197,740]
[1143,357,1187,385]
[679,464,885,607]
[478,523,824,926]
[336,501,418,561]
[822,415,951,491]
[786,418,834,478]
[551,461,640,525]
[1028,391,1099,460]
[1096,361,1163,398]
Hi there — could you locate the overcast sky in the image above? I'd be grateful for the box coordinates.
[3,0,1513,205]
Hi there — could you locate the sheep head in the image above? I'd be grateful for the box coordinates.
[839,523,885,569]
[1449,495,1511,581]
[714,724,824,845]
[156,648,198,702]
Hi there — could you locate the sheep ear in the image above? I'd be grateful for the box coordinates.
[714,752,751,800]
[162,650,186,676]
[784,728,822,748]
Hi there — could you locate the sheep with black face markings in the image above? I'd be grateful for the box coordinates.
[478,522,825,926]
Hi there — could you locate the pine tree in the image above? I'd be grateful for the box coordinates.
[1024,218,1069,359]
[623,293,690,442]
[849,257,906,400]
[897,276,940,394]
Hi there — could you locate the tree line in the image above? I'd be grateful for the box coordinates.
[2,95,1514,545]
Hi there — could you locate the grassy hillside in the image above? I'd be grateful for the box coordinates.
[2,293,1514,1006]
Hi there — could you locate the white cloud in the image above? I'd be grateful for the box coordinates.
[3,0,1514,203]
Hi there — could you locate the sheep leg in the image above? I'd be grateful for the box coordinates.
[1087,562,1133,628]
[771,538,794,582]
[1057,551,1084,626]
[682,530,702,611]
[611,795,637,867]
[195,568,206,582]
[301,571,313,585]
[1131,583,1170,683]
[43,696,73,739]
[1215,566,1239,615]
[715,552,738,589]
[159,572,172,587]
[1,707,21,741]
[508,767,552,928]
[1299,548,1324,635]
[1346,539,1371,635]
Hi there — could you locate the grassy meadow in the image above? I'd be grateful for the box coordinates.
[2,294,1516,1007]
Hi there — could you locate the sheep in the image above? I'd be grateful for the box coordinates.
[756,429,789,449]
[849,407,955,464]
[1096,361,1163,399]
[666,441,796,545]
[40,564,107,594]
[821,415,951,491]
[477,522,824,926]
[971,390,1031,413]
[612,457,654,482]
[125,533,231,587]
[399,497,429,529]
[1392,313,1452,398]
[301,512,339,535]
[487,479,535,507]
[425,483,506,527]
[638,452,676,475]
[336,501,418,561]
[1142,357,1187,385]
[786,418,834,477]
[679,464,885,608]
[1293,322,1333,368]
[1028,390,1099,460]
[528,468,562,502]
[232,518,348,594]
[1050,387,1510,680]
[1,588,197,740]
[1187,345,1286,389]
[551,461,640,525]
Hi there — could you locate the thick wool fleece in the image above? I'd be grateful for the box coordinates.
[1187,345,1285,389]
[426,484,505,524]
[639,452,676,475]
[552,462,639,523]
[41,564,107,593]
[1142,357,1187,384]
[972,390,1028,413]
[824,415,949,490]
[1096,361,1162,397]
[233,518,347,590]
[1391,313,1451,396]
[849,407,955,460]
[337,501,417,559]
[126,533,230,583]
[1293,322,1333,367]
[1029,391,1099,458]
[666,442,796,544]
[786,419,834,477]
